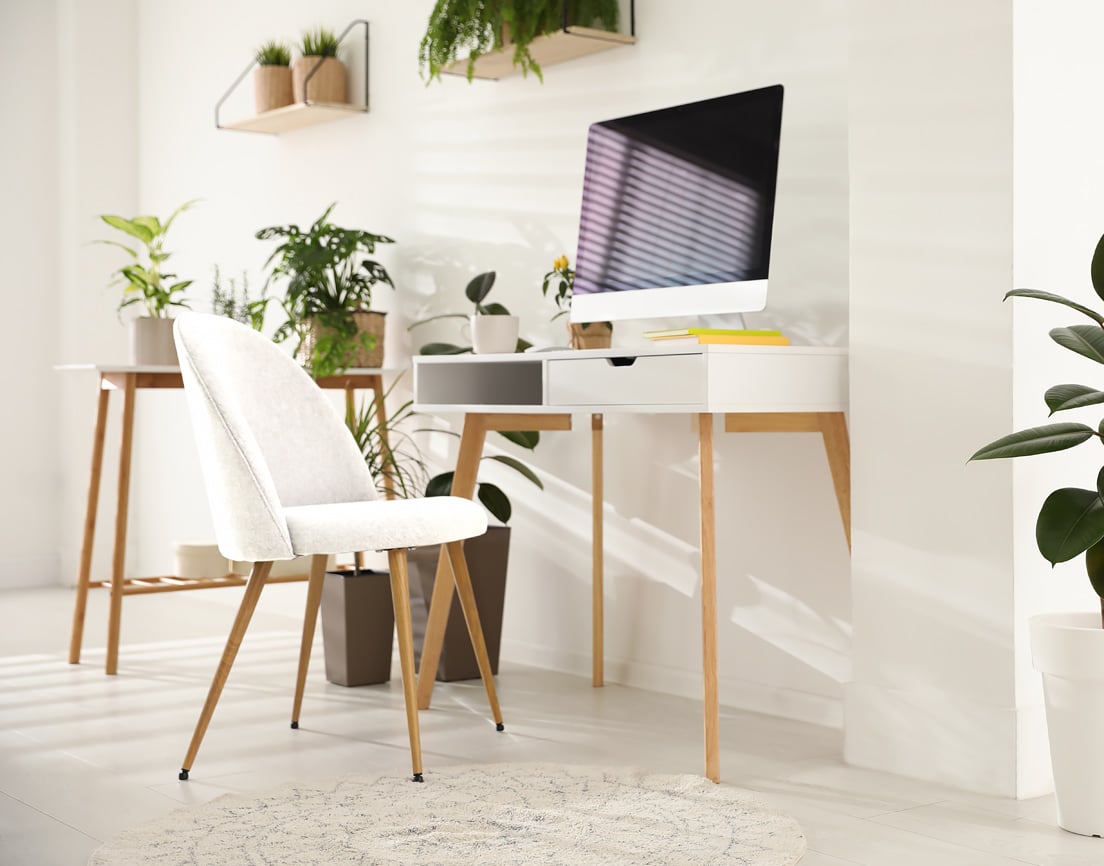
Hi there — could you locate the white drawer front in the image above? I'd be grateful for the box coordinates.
[547,353,706,407]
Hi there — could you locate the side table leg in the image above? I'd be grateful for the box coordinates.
[698,412,720,783]
[106,374,136,675]
[592,413,604,687]
[817,412,851,551]
[69,382,110,665]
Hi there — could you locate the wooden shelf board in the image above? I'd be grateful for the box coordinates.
[444,27,636,81]
[220,101,368,135]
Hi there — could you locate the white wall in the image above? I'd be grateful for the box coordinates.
[0,2,61,588]
[85,0,851,726]
[847,1,1020,795]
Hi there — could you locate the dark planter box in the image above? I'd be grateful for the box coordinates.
[320,569,395,686]
[318,526,510,686]
[407,526,510,682]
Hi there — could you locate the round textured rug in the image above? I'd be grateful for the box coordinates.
[90,763,806,865]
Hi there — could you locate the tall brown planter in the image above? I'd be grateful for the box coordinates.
[253,65,293,114]
[293,56,347,104]
[407,527,510,682]
[320,569,395,686]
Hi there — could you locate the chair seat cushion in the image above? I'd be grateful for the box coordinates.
[283,496,488,555]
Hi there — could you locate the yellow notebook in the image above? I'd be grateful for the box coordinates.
[659,334,790,346]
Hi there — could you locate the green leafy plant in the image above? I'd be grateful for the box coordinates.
[211,266,270,332]
[409,271,530,355]
[970,232,1104,623]
[255,40,291,66]
[96,200,197,318]
[419,0,620,83]
[256,203,395,378]
[542,253,611,331]
[300,26,339,57]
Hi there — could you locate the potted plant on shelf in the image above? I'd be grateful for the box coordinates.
[257,203,395,378]
[419,0,621,82]
[96,199,197,365]
[410,270,529,355]
[970,231,1104,837]
[543,253,612,349]
[253,39,292,114]
[294,25,346,104]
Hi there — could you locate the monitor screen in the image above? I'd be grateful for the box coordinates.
[570,84,784,323]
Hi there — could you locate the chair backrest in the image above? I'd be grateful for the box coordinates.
[174,313,377,562]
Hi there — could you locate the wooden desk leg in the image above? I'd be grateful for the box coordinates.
[417,414,487,710]
[698,412,720,783]
[817,412,851,551]
[371,375,396,502]
[291,554,328,727]
[592,413,604,687]
[69,381,110,665]
[105,374,136,676]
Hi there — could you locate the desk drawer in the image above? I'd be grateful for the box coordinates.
[547,353,705,407]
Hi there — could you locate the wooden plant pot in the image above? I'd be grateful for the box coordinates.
[129,316,178,365]
[568,321,612,350]
[407,526,510,682]
[320,569,395,686]
[253,65,293,114]
[292,56,347,104]
[301,310,386,370]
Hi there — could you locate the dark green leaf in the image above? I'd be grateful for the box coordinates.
[497,430,539,450]
[516,337,532,352]
[1046,384,1104,414]
[1092,233,1104,304]
[425,472,454,497]
[480,302,511,316]
[1005,289,1104,325]
[486,454,543,488]
[477,482,511,524]
[465,271,496,305]
[1036,487,1104,564]
[1051,325,1104,365]
[419,342,471,355]
[970,423,1096,460]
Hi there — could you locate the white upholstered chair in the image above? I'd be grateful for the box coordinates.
[172,313,503,782]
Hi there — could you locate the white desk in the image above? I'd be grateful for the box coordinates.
[412,343,850,782]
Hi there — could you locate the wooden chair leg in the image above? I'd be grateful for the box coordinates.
[387,548,424,782]
[291,554,328,728]
[444,540,504,729]
[179,561,273,780]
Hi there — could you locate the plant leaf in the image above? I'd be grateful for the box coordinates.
[1046,384,1104,414]
[465,271,496,305]
[100,215,154,245]
[425,472,454,497]
[1005,289,1104,325]
[1051,324,1104,365]
[1086,536,1104,600]
[970,422,1096,460]
[419,342,471,355]
[477,482,511,524]
[1092,233,1104,305]
[497,430,539,450]
[485,454,543,489]
[1036,486,1104,565]
[480,302,511,316]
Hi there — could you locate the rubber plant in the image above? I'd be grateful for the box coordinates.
[970,232,1104,626]
[419,0,620,83]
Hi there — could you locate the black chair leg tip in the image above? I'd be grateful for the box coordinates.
[496,722,505,732]
[290,720,299,729]
[412,773,424,783]
[178,769,189,781]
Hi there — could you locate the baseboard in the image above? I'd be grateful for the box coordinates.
[500,638,843,729]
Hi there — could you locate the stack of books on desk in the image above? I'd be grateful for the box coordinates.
[643,328,790,346]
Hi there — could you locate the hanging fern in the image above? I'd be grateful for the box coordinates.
[419,0,620,84]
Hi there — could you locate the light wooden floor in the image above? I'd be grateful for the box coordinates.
[0,585,1098,865]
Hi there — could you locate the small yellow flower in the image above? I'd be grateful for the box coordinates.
[553,255,569,271]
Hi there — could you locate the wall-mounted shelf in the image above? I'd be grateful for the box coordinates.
[217,19,370,135]
[444,25,636,81]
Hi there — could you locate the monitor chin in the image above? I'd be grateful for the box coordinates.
[570,279,768,324]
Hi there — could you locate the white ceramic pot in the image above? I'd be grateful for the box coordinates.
[465,314,519,354]
[1031,611,1104,836]
[129,317,178,366]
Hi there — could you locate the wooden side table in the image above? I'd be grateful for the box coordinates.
[60,364,392,675]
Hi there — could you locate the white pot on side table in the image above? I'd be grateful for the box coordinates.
[1031,611,1104,836]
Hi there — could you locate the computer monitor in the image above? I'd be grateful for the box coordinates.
[570,84,784,324]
